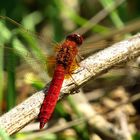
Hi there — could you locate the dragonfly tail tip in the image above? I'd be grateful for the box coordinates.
[40,122,46,129]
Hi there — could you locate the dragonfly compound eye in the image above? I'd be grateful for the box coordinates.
[66,33,83,45]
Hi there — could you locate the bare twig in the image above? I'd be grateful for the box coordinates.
[0,33,140,139]
[117,110,132,140]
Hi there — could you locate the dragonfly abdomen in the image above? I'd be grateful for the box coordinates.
[39,64,65,129]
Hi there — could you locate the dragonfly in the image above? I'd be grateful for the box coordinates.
[1,16,140,129]
[0,16,85,129]
[39,33,83,129]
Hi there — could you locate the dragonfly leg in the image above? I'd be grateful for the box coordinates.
[66,73,80,93]
[77,53,84,60]
[69,73,78,85]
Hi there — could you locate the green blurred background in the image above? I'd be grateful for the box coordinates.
[1,0,140,139]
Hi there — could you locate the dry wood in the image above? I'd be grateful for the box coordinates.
[1,33,140,139]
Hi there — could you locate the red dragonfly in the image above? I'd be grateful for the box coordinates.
[1,16,85,129]
[38,34,83,129]
[1,16,140,130]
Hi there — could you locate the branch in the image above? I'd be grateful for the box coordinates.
[1,33,140,139]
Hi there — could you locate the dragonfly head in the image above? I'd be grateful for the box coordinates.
[66,33,83,46]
